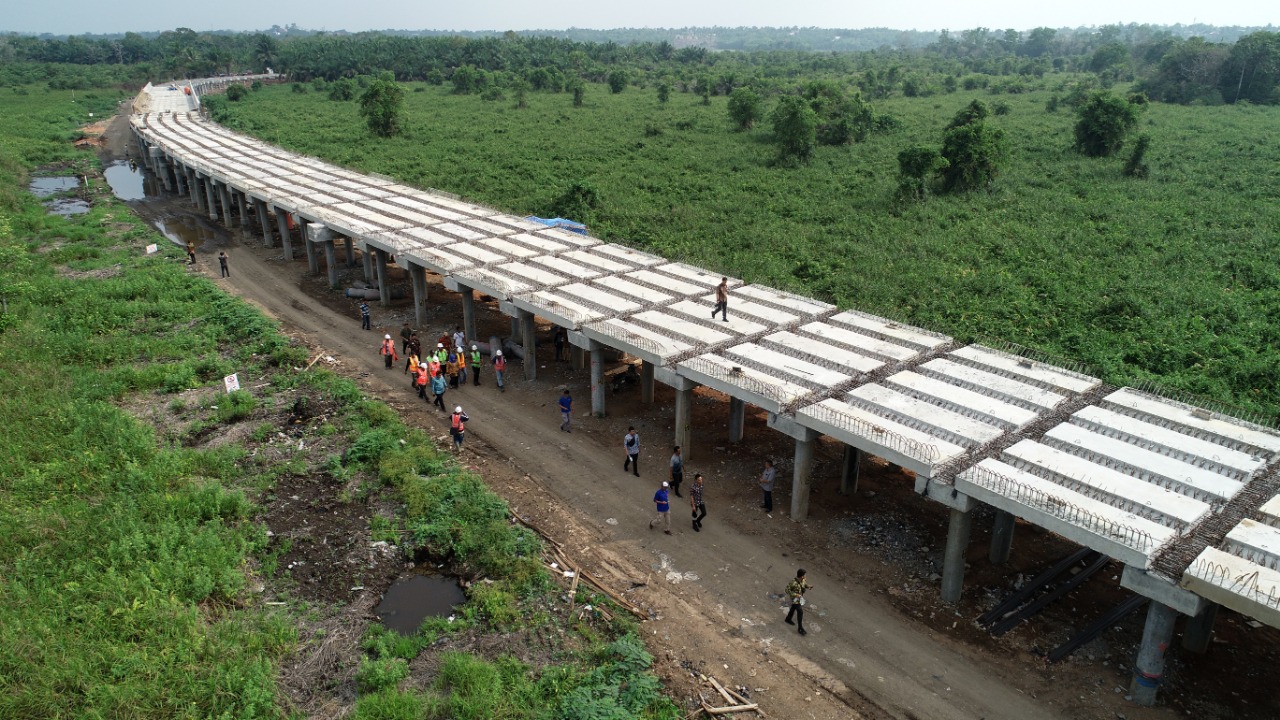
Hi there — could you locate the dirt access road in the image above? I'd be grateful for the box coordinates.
[98,112,1209,720]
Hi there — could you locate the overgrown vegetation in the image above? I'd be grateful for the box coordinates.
[0,87,679,718]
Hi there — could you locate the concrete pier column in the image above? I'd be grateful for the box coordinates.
[510,317,520,345]
[459,285,477,345]
[217,183,234,225]
[273,206,294,261]
[374,248,390,306]
[941,508,973,603]
[571,346,585,371]
[305,224,337,287]
[589,341,605,416]
[1130,602,1179,705]
[989,510,1016,565]
[728,397,746,443]
[345,236,356,267]
[672,376,698,463]
[189,173,202,209]
[519,310,537,380]
[408,263,428,329]
[203,176,219,220]
[1181,602,1219,654]
[640,361,655,404]
[840,446,860,495]
[253,199,273,247]
[789,428,820,520]
[322,240,338,288]
[148,149,172,192]
[304,231,321,275]
[362,245,374,282]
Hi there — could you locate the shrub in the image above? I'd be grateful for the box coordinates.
[357,656,410,693]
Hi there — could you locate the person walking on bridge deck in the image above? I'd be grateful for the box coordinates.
[711,277,729,321]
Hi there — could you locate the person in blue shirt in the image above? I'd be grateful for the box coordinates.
[559,389,573,432]
[649,481,672,534]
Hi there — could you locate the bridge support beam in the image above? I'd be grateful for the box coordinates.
[362,245,374,282]
[1130,602,1178,706]
[941,507,973,604]
[408,262,427,329]
[728,397,746,443]
[571,345,585,371]
[672,375,698,464]
[790,429,820,521]
[519,309,536,381]
[589,341,605,417]
[345,235,356,267]
[459,285,477,347]
[253,199,273,247]
[989,510,1016,565]
[840,446,860,495]
[305,223,338,288]
[203,176,218,221]
[374,248,390,306]
[641,361,655,404]
[1181,602,1218,654]
[273,206,294,261]
[217,182,234,225]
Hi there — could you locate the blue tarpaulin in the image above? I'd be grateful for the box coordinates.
[525,216,588,236]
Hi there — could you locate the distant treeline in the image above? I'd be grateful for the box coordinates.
[1,24,1277,104]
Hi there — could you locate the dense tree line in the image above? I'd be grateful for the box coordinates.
[2,24,1277,105]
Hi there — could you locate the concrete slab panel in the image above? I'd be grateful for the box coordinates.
[592,243,666,267]
[764,330,886,376]
[1102,388,1280,457]
[728,343,850,389]
[1182,546,1280,629]
[632,309,734,346]
[592,276,674,306]
[668,300,769,336]
[735,284,836,317]
[1226,519,1280,566]
[830,309,952,352]
[951,345,1099,395]
[1044,423,1244,502]
[678,354,810,413]
[850,383,1007,447]
[801,321,921,362]
[887,371,1039,429]
[1072,405,1264,477]
[1001,439,1210,529]
[921,358,1067,411]
[797,398,963,476]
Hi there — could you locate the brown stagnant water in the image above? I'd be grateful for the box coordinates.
[374,574,466,634]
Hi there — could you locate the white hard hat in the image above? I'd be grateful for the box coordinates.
[384,334,391,339]
[662,481,669,487]
[454,406,462,413]
[471,344,477,350]
[437,342,444,348]
[495,350,502,356]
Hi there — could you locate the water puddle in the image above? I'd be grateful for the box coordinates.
[44,198,91,216]
[29,176,79,197]
[103,161,148,201]
[375,574,466,634]
[154,215,221,248]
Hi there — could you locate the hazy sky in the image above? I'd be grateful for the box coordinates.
[3,0,1273,36]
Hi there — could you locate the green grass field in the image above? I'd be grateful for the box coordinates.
[0,87,679,719]
[211,79,1280,419]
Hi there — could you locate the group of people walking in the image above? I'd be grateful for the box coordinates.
[377,322,511,452]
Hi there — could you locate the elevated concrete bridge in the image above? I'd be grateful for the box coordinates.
[128,78,1280,707]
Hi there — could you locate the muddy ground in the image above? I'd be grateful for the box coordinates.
[87,111,1280,720]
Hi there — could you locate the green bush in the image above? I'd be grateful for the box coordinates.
[215,389,258,423]
[357,656,410,693]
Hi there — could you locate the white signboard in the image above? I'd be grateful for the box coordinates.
[145,243,159,254]
[223,373,240,393]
